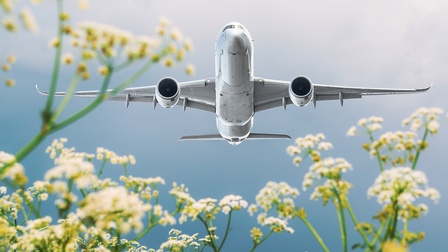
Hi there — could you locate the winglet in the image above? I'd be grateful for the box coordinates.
[35,85,48,96]
[416,83,432,93]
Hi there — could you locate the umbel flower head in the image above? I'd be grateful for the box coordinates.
[77,186,150,234]
[367,167,440,220]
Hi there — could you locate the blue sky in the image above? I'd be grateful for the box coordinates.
[1,0,447,251]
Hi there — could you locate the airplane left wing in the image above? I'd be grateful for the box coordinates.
[253,78,431,112]
[37,78,216,112]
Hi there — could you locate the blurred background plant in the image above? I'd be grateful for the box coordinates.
[0,0,194,177]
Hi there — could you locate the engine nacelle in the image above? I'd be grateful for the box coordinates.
[289,76,314,107]
[155,77,180,108]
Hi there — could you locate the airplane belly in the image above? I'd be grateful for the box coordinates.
[216,78,254,126]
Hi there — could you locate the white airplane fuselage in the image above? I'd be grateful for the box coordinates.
[215,23,254,145]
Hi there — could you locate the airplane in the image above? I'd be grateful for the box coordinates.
[37,22,431,145]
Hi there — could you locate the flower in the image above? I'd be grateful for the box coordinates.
[402,107,443,133]
[367,167,440,220]
[0,151,27,186]
[159,229,199,250]
[262,216,294,234]
[61,52,74,65]
[180,198,219,222]
[19,8,39,32]
[253,181,299,219]
[77,186,149,233]
[219,194,248,214]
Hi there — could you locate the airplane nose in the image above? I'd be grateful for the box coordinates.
[227,34,246,55]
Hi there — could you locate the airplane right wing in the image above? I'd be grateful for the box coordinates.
[253,77,431,112]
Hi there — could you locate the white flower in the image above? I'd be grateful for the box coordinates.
[219,194,248,214]
[368,167,440,219]
[0,186,6,194]
[262,217,294,234]
[77,186,149,233]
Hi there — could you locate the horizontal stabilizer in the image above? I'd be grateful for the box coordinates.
[179,133,291,141]
[180,134,224,141]
[246,133,291,140]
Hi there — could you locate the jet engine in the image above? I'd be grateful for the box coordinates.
[289,76,314,107]
[155,77,180,108]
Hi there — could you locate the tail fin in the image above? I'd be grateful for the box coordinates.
[179,133,291,141]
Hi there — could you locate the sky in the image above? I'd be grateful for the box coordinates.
[1,0,447,251]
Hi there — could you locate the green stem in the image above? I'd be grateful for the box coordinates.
[97,160,107,178]
[389,203,399,240]
[367,129,383,172]
[132,223,154,242]
[334,196,347,252]
[249,230,274,252]
[20,191,40,219]
[412,128,428,170]
[218,210,232,251]
[346,200,373,249]
[51,74,80,123]
[43,0,64,117]
[372,220,386,247]
[198,215,218,252]
[50,70,113,132]
[0,132,47,177]
[300,218,329,252]
[52,55,156,133]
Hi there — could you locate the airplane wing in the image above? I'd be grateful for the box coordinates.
[37,78,216,113]
[253,78,431,112]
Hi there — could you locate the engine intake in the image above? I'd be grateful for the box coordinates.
[155,77,180,108]
[289,76,314,107]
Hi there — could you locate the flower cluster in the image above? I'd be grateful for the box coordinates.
[58,17,195,79]
[348,108,443,168]
[402,107,443,134]
[156,229,200,251]
[169,182,194,209]
[1,55,16,87]
[262,216,294,234]
[0,151,27,186]
[218,194,248,215]
[97,147,136,166]
[251,181,299,219]
[77,186,150,233]
[286,133,332,165]
[180,197,219,222]
[1,0,39,33]
[10,215,81,251]
[367,167,440,220]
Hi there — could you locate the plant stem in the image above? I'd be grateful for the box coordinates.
[218,210,232,251]
[43,0,64,117]
[132,223,154,242]
[412,128,428,170]
[389,203,399,240]
[249,230,274,252]
[372,220,385,245]
[334,196,347,252]
[367,130,383,172]
[346,200,373,249]
[51,74,80,123]
[0,132,47,177]
[300,217,329,252]
[198,216,219,252]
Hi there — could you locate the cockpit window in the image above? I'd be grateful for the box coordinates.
[222,24,245,32]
